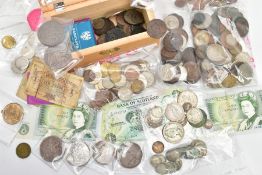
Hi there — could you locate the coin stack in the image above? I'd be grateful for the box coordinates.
[145,90,211,144]
[150,140,207,174]
[93,9,146,44]
[84,60,155,109]
[191,9,254,88]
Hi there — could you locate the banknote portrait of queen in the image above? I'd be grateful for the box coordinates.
[238,91,262,131]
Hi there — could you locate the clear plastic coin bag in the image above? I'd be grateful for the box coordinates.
[189,4,257,89]
[114,141,147,174]
[75,44,159,110]
[131,0,155,9]
[35,17,81,79]
[0,90,27,145]
[33,132,67,170]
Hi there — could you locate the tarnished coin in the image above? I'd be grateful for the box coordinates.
[131,80,145,94]
[177,90,198,111]
[37,20,65,47]
[140,71,155,87]
[1,35,16,49]
[184,61,201,84]
[231,62,253,85]
[162,122,184,144]
[84,69,102,84]
[186,108,207,128]
[16,143,31,159]
[150,154,166,168]
[44,47,73,70]
[206,44,229,65]
[66,140,91,166]
[147,19,167,39]
[124,9,144,25]
[221,74,237,88]
[163,32,183,51]
[195,45,208,60]
[2,103,23,125]
[165,102,185,123]
[146,106,164,128]
[175,0,187,8]
[209,13,226,36]
[159,64,180,83]
[155,162,177,174]
[161,48,182,64]
[93,141,115,165]
[124,65,140,81]
[164,14,184,30]
[234,16,249,37]
[11,56,30,74]
[185,140,207,159]
[181,47,196,63]
[118,87,133,101]
[40,136,63,162]
[118,142,143,169]
[95,90,114,103]
[152,141,165,154]
[105,28,126,42]
[204,119,213,129]
[192,12,212,29]
[93,18,106,30]
[194,30,212,47]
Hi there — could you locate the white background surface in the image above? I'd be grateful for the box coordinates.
[1,0,262,175]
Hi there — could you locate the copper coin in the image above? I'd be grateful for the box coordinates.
[2,103,23,125]
[194,30,212,47]
[1,35,16,49]
[131,80,145,94]
[204,119,213,129]
[37,20,65,47]
[116,12,128,27]
[97,34,106,44]
[124,65,140,81]
[83,69,96,82]
[119,142,143,169]
[195,45,207,60]
[152,141,164,154]
[40,136,63,162]
[163,32,183,51]
[184,61,201,84]
[93,18,106,30]
[147,19,167,39]
[175,0,187,7]
[16,143,31,159]
[221,74,237,88]
[234,16,249,37]
[95,90,114,103]
[124,9,144,25]
[181,47,197,63]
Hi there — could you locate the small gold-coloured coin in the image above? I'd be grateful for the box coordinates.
[131,80,145,94]
[16,143,31,159]
[152,141,165,154]
[222,74,237,88]
[2,103,23,125]
[1,35,16,49]
[110,72,121,83]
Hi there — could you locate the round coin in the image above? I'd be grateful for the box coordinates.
[16,143,31,159]
[152,141,165,154]
[164,14,182,31]
[1,35,16,49]
[131,80,145,94]
[40,136,63,162]
[141,71,155,87]
[124,65,141,81]
[124,9,144,25]
[162,122,185,144]
[206,44,229,65]
[186,108,207,128]
[204,119,213,129]
[119,142,143,169]
[93,141,115,165]
[147,19,167,39]
[184,61,201,84]
[150,154,166,168]
[234,16,249,37]
[37,20,65,47]
[177,90,198,111]
[2,103,23,125]
[118,87,133,101]
[19,123,29,135]
[221,74,237,88]
[146,106,164,128]
[66,140,92,166]
[194,30,212,47]
[165,102,186,123]
[11,56,30,74]
[163,32,183,51]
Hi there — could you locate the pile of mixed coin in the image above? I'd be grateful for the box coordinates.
[93,9,146,44]
[83,60,155,109]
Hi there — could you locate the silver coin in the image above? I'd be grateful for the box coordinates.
[21,44,35,59]
[102,77,114,89]
[118,142,143,169]
[164,15,180,30]
[177,90,198,110]
[93,141,115,165]
[162,122,184,144]
[206,44,229,65]
[186,108,207,128]
[44,47,73,70]
[114,75,127,87]
[141,71,155,87]
[165,102,185,123]
[146,106,164,128]
[11,56,30,74]
[234,52,251,62]
[231,62,253,85]
[66,140,92,167]
[194,13,212,29]
[117,87,133,101]
[40,136,63,162]
[37,20,65,47]
[150,154,166,168]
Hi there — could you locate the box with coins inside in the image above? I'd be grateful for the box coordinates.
[39,0,158,68]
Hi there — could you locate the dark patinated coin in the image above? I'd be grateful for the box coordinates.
[175,0,187,8]
[37,20,65,47]
[163,32,183,51]
[147,19,167,39]
[119,142,143,169]
[94,18,115,36]
[124,9,144,25]
[83,69,96,82]
[116,12,129,27]
[184,61,201,84]
[181,47,197,63]
[93,18,106,30]
[40,136,63,162]
[130,25,146,35]
[95,90,114,103]
[97,34,106,44]
[195,45,207,60]
[234,16,249,37]
[105,27,127,42]
[16,143,31,159]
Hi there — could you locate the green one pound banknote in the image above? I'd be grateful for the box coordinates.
[207,90,262,131]
[18,103,96,140]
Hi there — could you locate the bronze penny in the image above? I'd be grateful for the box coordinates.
[184,61,201,84]
[181,47,197,63]
[2,103,23,125]
[175,0,187,8]
[16,143,31,159]
[116,12,128,27]
[95,90,114,103]
[93,18,106,30]
[163,32,183,52]
[131,80,145,94]
[147,19,167,39]
[40,136,63,162]
[204,119,213,129]
[234,16,249,37]
[83,69,96,83]
[1,35,16,49]
[124,9,144,25]
[161,47,177,60]
[124,66,140,81]
[195,45,207,60]
[222,74,237,88]
[152,141,165,154]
